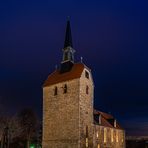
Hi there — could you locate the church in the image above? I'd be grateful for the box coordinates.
[42,20,125,148]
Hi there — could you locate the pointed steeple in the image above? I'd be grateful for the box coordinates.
[60,18,75,73]
[64,18,73,48]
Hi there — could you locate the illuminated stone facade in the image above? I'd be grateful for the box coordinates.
[94,125,125,148]
[42,20,125,148]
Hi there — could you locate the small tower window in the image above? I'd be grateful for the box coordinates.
[63,84,67,93]
[54,86,58,96]
[64,51,68,61]
[86,85,89,94]
[85,71,89,79]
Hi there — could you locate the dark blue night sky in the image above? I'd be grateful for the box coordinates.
[0,0,148,136]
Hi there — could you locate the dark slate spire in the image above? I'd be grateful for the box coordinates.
[60,18,75,73]
[64,18,73,48]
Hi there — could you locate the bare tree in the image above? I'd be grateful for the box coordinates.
[8,115,22,141]
[17,108,38,148]
[0,116,9,148]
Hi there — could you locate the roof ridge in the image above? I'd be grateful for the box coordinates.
[43,63,85,87]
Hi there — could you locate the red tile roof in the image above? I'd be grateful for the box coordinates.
[101,116,114,128]
[94,109,123,129]
[43,63,85,87]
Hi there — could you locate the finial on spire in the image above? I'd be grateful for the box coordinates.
[67,16,70,21]
[64,18,73,48]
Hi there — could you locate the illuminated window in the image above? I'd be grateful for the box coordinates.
[86,85,89,94]
[111,129,114,142]
[116,130,119,142]
[86,138,88,147]
[86,125,88,147]
[85,71,89,79]
[122,132,124,143]
[96,131,99,138]
[104,128,107,143]
[63,84,67,93]
[97,144,100,148]
[54,86,58,95]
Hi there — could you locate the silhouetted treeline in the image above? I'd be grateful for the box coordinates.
[0,108,42,148]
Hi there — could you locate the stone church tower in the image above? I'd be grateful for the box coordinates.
[42,20,94,148]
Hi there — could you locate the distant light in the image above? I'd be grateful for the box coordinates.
[30,144,35,148]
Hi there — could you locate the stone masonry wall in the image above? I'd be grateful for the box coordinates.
[79,68,94,148]
[42,79,80,148]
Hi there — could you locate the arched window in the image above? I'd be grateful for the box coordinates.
[86,125,88,147]
[96,131,99,138]
[86,85,89,94]
[54,86,58,96]
[116,130,119,142]
[104,128,107,143]
[63,84,67,93]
